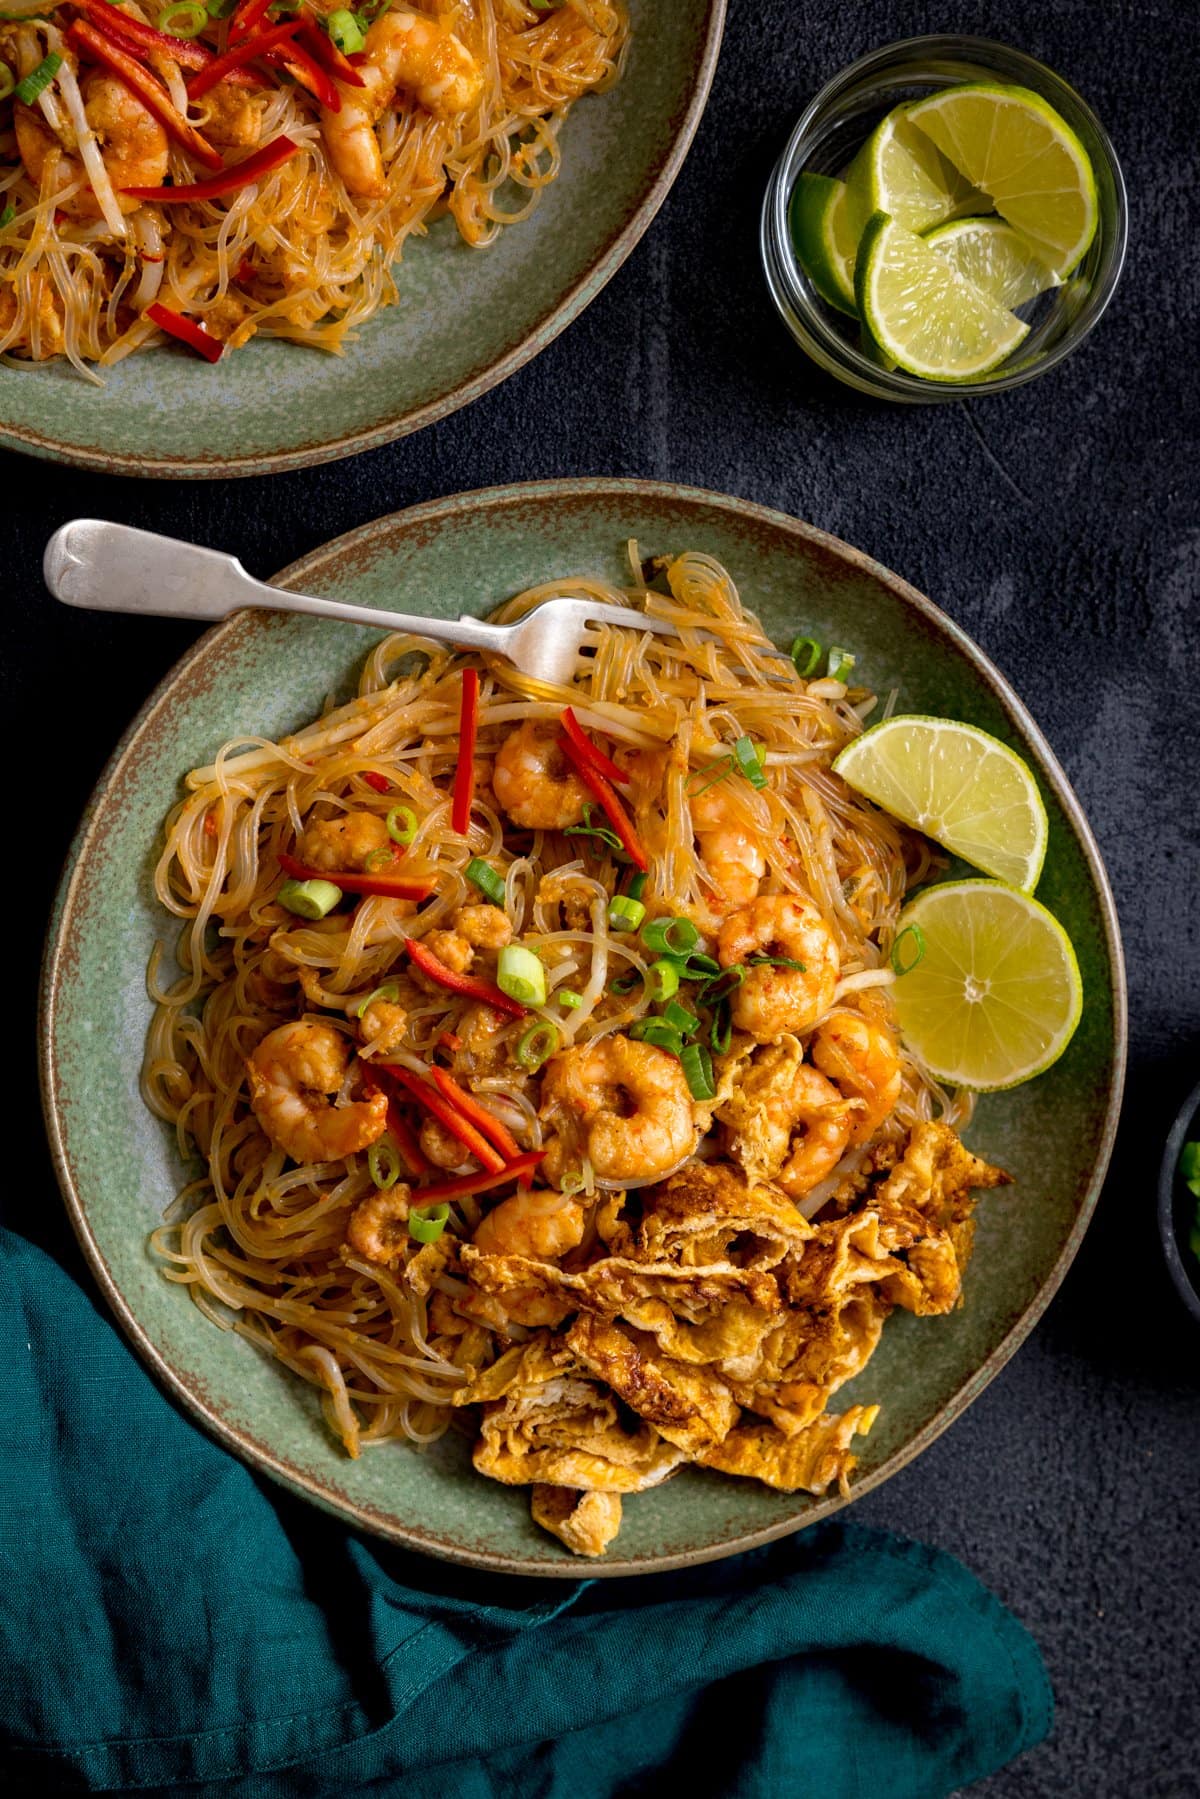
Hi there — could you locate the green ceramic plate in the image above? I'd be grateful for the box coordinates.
[0,3,723,479]
[41,480,1126,1575]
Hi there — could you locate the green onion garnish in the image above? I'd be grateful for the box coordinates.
[356,981,400,1020]
[278,877,342,919]
[364,846,394,872]
[564,803,623,854]
[626,872,648,902]
[497,944,546,1007]
[0,68,15,105]
[890,924,926,976]
[367,1134,402,1190]
[0,202,15,230]
[680,1042,716,1101]
[629,1019,684,1056]
[790,636,822,678]
[610,969,644,996]
[157,0,208,35]
[663,1000,700,1038]
[609,894,647,932]
[206,0,237,15]
[732,736,767,789]
[15,53,61,106]
[386,804,418,846]
[408,1202,450,1244]
[516,1019,559,1072]
[710,1003,732,1056]
[678,952,721,981]
[1179,1141,1200,1199]
[326,5,366,50]
[686,758,733,797]
[641,916,700,958]
[646,958,680,1003]
[557,988,583,1010]
[466,857,506,906]
[699,966,743,1007]
[827,646,856,684]
[746,954,808,972]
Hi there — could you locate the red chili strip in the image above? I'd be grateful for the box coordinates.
[437,1030,463,1052]
[262,37,341,111]
[229,0,272,40]
[379,1067,506,1175]
[123,134,300,203]
[451,668,479,835]
[362,770,391,794]
[410,1150,545,1205]
[145,303,223,362]
[560,707,630,787]
[295,18,366,87]
[430,1067,522,1163]
[403,935,528,1019]
[67,20,223,170]
[75,0,263,86]
[559,735,649,872]
[277,850,435,902]
[385,1100,434,1177]
[187,20,301,100]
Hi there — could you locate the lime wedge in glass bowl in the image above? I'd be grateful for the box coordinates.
[855,212,1028,380]
[789,172,858,316]
[844,104,987,238]
[832,714,1048,892]
[891,880,1083,1089]
[924,217,1060,310]
[906,82,1098,275]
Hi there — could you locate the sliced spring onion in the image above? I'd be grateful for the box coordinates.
[890,923,927,976]
[278,877,341,919]
[356,981,399,1020]
[408,1202,450,1244]
[710,1003,732,1056]
[0,68,14,104]
[686,757,733,796]
[746,954,809,972]
[680,1042,716,1102]
[790,636,822,677]
[678,952,721,981]
[497,944,546,1008]
[466,857,506,906]
[646,958,680,1003]
[386,804,418,846]
[609,894,647,932]
[558,1166,587,1196]
[15,52,61,106]
[157,0,207,34]
[629,1019,684,1056]
[557,988,583,1010]
[326,4,365,49]
[626,872,648,902]
[0,203,15,230]
[367,1135,402,1190]
[206,0,237,14]
[516,1019,559,1072]
[1179,1140,1200,1198]
[733,735,767,789]
[641,916,700,958]
[564,803,623,854]
[364,846,395,872]
[827,646,857,683]
[663,1000,700,1038]
[699,966,744,1007]
[610,969,644,996]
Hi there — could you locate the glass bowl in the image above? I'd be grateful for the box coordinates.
[761,34,1128,401]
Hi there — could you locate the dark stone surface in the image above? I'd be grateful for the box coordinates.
[5,1,1198,1793]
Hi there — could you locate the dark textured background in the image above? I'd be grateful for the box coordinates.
[6,1,1199,1792]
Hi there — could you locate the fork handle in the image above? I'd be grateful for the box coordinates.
[43,519,509,656]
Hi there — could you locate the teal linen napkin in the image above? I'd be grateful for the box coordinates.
[1,1224,1052,1797]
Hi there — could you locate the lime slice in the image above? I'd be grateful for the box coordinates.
[891,880,1083,1089]
[906,83,1098,275]
[832,714,1048,892]
[790,172,858,316]
[856,212,1029,380]
[925,217,1060,310]
[844,104,987,238]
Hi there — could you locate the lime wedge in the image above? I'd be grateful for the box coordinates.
[907,83,1098,275]
[832,715,1048,892]
[790,172,859,316]
[891,880,1083,1089]
[925,217,1060,310]
[844,104,987,238]
[856,212,1028,380]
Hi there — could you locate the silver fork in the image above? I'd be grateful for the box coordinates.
[43,519,683,689]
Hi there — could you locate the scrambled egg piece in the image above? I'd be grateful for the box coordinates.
[627,1159,814,1268]
[698,1407,880,1495]
[565,1314,739,1456]
[531,1486,624,1558]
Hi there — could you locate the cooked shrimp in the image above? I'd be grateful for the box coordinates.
[812,1009,903,1144]
[692,783,766,909]
[423,928,474,973]
[345,1183,412,1266]
[716,1036,858,1196]
[540,1033,700,1184]
[321,10,483,199]
[246,1021,387,1163]
[358,998,408,1058]
[718,895,840,1041]
[453,904,512,951]
[298,811,390,872]
[195,79,264,148]
[15,73,168,219]
[474,1189,585,1260]
[419,1116,470,1171]
[451,1003,512,1079]
[493,720,590,831]
[774,1065,857,1200]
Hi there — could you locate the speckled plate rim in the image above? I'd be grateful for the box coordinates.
[40,478,1127,1576]
[1,4,725,480]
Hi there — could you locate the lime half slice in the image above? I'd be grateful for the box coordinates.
[832,714,1048,892]
[891,880,1083,1089]
[856,212,1028,380]
[790,172,859,316]
[844,104,987,238]
[925,217,1060,310]
[907,83,1098,275]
